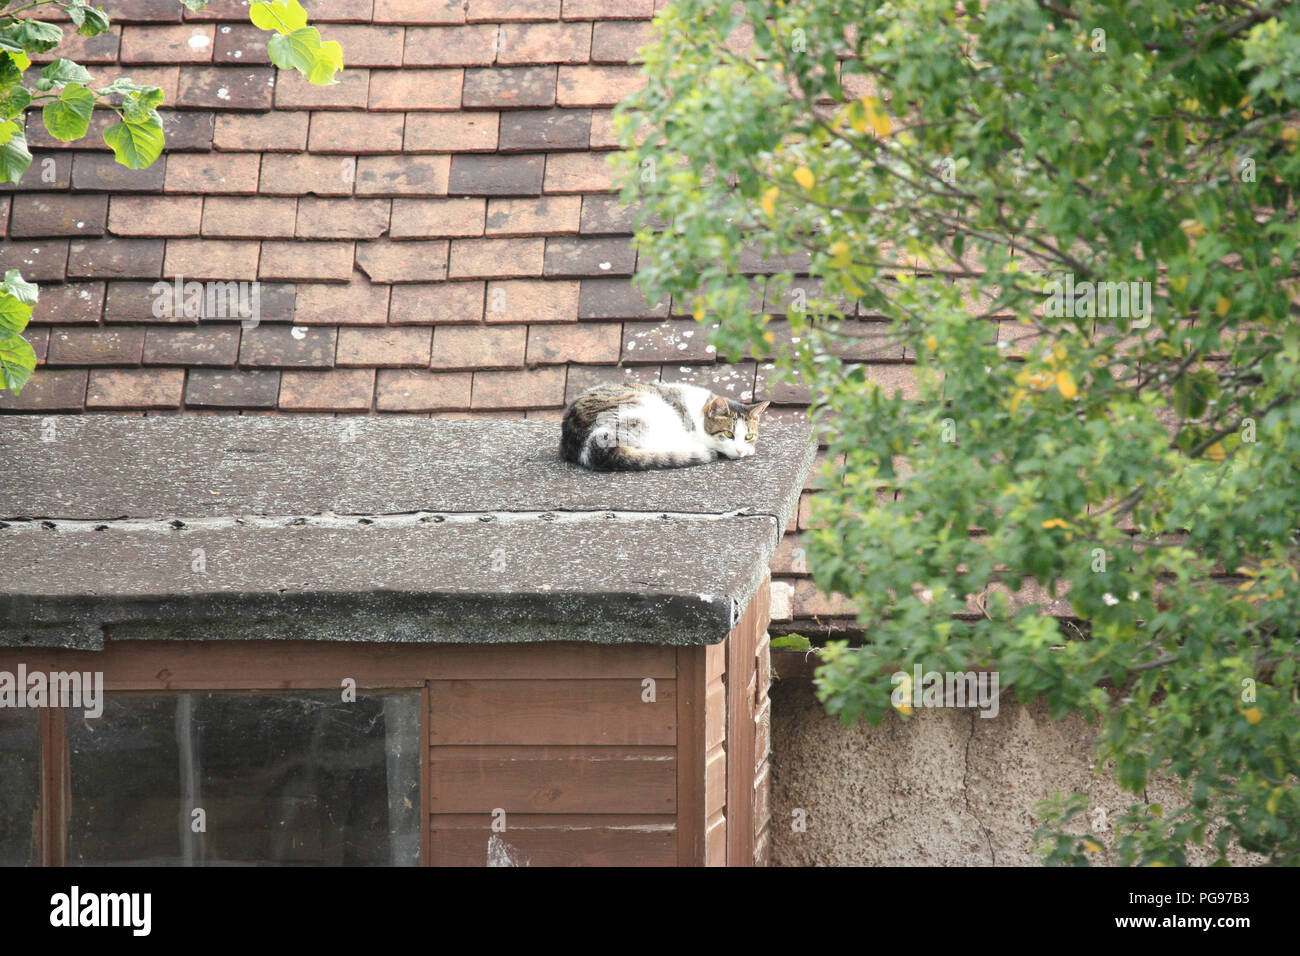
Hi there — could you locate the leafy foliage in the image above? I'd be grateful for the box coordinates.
[620,0,1300,864]
[0,0,344,393]
[0,269,38,392]
[252,0,343,85]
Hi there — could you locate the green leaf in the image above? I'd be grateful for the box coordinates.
[96,77,153,97]
[2,269,39,305]
[266,26,321,75]
[1172,367,1218,420]
[121,86,165,122]
[4,20,64,54]
[306,39,343,85]
[102,111,164,168]
[771,634,813,650]
[42,82,96,142]
[0,84,24,120]
[65,3,112,37]
[0,290,33,334]
[0,329,36,393]
[40,57,93,87]
[0,122,30,182]
[250,0,309,35]
[177,0,209,9]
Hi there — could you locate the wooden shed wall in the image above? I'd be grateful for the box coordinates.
[1,576,773,867]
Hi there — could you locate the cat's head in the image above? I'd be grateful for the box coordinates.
[703,396,771,459]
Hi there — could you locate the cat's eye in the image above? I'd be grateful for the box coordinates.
[724,429,734,439]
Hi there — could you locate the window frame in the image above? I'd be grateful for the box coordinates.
[0,643,431,867]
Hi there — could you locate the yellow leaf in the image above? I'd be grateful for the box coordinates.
[1206,442,1225,462]
[763,331,775,344]
[924,334,938,352]
[1083,840,1103,853]
[1169,275,1188,293]
[829,240,851,267]
[1042,518,1070,529]
[1243,708,1262,725]
[1056,369,1078,400]
[1180,219,1207,239]
[1215,295,1230,317]
[860,95,892,137]
[1010,388,1027,415]
[1052,342,1067,361]
[1283,127,1299,144]
[1268,787,1283,814]
[761,186,779,217]
[692,298,705,321]
[794,166,815,190]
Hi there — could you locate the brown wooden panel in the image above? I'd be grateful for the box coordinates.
[755,695,771,769]
[755,631,771,698]
[429,679,674,746]
[704,745,726,816]
[726,573,768,867]
[429,813,671,828]
[705,810,726,867]
[421,682,432,867]
[0,640,677,690]
[754,826,771,867]
[39,707,67,867]
[429,746,675,814]
[753,763,771,837]
[423,643,677,680]
[675,645,707,867]
[706,639,726,681]
[430,823,676,867]
[705,677,725,751]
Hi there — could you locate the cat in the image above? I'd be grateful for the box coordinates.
[561,382,770,471]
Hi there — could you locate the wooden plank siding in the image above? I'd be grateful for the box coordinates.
[675,643,708,866]
[753,627,774,866]
[724,574,770,867]
[1,577,773,867]
[424,659,680,865]
[428,679,675,746]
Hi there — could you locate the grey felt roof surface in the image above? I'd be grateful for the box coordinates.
[0,416,815,648]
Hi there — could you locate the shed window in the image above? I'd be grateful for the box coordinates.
[64,690,421,866]
[0,709,40,866]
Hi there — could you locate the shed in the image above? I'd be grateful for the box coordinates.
[0,415,813,867]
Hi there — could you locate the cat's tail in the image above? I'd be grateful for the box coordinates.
[583,443,716,471]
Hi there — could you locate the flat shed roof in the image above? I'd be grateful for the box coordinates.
[0,416,815,648]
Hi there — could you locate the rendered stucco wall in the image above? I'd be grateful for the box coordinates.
[768,676,1263,866]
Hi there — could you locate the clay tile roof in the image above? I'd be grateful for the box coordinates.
[0,0,915,633]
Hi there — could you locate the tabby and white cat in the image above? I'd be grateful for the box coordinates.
[561,382,770,471]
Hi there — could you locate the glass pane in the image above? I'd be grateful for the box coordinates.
[0,708,41,866]
[67,690,421,866]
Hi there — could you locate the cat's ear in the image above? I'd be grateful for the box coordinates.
[745,400,771,419]
[703,396,730,418]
